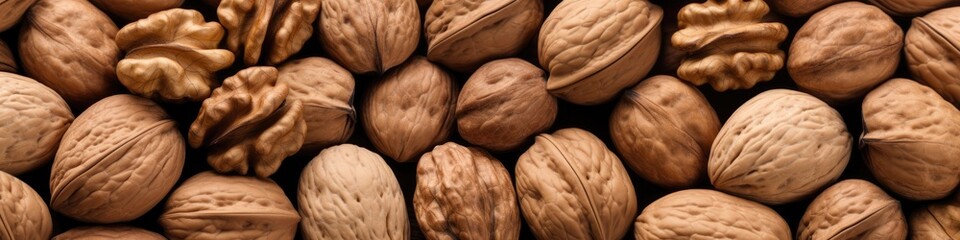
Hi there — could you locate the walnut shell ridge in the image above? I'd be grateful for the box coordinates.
[52,226,165,240]
[868,0,956,16]
[90,0,183,20]
[797,179,907,240]
[910,192,960,239]
[189,66,307,178]
[218,0,320,65]
[635,189,791,240]
[116,8,235,102]
[0,72,74,175]
[0,0,35,32]
[0,40,15,73]
[318,0,420,74]
[0,171,52,240]
[278,57,356,152]
[906,7,960,108]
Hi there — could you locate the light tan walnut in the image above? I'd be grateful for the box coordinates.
[189,67,307,178]
[318,0,420,74]
[90,0,183,21]
[0,40,15,73]
[0,0,35,32]
[116,8,235,102]
[635,189,791,240]
[277,57,355,152]
[674,0,788,91]
[218,0,320,65]
[868,0,956,16]
[768,0,843,17]
[798,179,907,240]
[0,171,52,240]
[53,226,165,240]
[0,73,73,175]
[906,7,960,108]
[910,192,960,239]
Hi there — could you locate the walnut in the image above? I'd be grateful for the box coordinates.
[53,226,165,240]
[538,0,662,105]
[905,7,960,108]
[160,171,300,240]
[19,0,122,109]
[0,171,52,240]
[768,0,843,17]
[218,0,320,65]
[362,56,456,163]
[188,67,307,178]
[413,142,520,239]
[298,144,409,240]
[798,179,907,240]
[277,57,356,152]
[0,73,74,175]
[89,0,183,21]
[635,189,791,239]
[0,0,35,32]
[318,0,420,74]
[0,40,15,73]
[868,0,956,16]
[51,94,184,223]
[910,192,960,239]
[456,58,556,152]
[424,0,543,72]
[115,8,235,102]
[673,0,788,92]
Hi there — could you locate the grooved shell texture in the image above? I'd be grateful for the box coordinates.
[768,0,843,17]
[910,192,960,239]
[0,0,35,32]
[868,0,956,16]
[0,171,52,240]
[709,89,851,205]
[515,128,637,240]
[424,0,543,71]
[218,0,320,65]
[906,7,960,108]
[0,40,15,73]
[861,78,960,200]
[0,72,73,175]
[277,57,356,152]
[634,189,791,240]
[538,0,662,105]
[414,142,520,240]
[52,226,165,240]
[797,179,907,240]
[318,0,420,74]
[89,0,183,20]
[51,94,184,223]
[298,144,409,240]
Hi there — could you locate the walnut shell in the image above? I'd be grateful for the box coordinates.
[906,7,960,108]
[861,78,960,200]
[538,0,662,105]
[318,0,419,74]
[116,8,235,102]
[298,144,409,240]
[910,192,960,239]
[768,0,843,16]
[189,66,307,177]
[788,2,902,102]
[797,179,907,240]
[277,57,356,152]
[673,0,788,91]
[710,89,851,205]
[868,0,956,16]
[0,40,15,73]
[51,94,184,223]
[414,142,519,240]
[90,0,183,20]
[424,0,543,72]
[219,0,320,65]
[362,56,456,162]
[610,75,719,189]
[53,226,165,240]
[0,0,35,32]
[456,58,556,152]
[0,73,73,175]
[160,171,300,240]
[634,189,791,240]
[19,0,121,109]
[515,128,637,240]
[0,171,52,240]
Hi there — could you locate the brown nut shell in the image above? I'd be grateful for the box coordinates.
[456,58,556,152]
[910,192,960,239]
[768,0,843,17]
[0,40,15,73]
[53,226,165,240]
[160,171,300,240]
[0,0,35,32]
[89,0,183,20]
[797,179,907,240]
[278,57,356,152]
[0,171,52,240]
[538,0,662,105]
[298,144,409,240]
[868,0,956,16]
[0,73,73,175]
[51,94,184,223]
[515,128,637,240]
[861,78,960,200]
[906,7,960,108]
[219,0,321,65]
[414,142,519,240]
[709,89,851,205]
[318,0,419,74]
[610,75,719,189]
[634,189,791,240]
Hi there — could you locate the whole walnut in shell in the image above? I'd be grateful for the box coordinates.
[318,0,419,74]
[160,171,300,240]
[768,0,843,16]
[0,40,15,73]
[910,192,960,239]
[905,7,960,108]
[424,0,543,72]
[674,0,788,92]
[90,0,183,20]
[218,0,320,65]
[634,189,791,240]
[53,226,165,240]
[0,171,52,240]
[456,58,556,152]
[298,144,409,240]
[19,0,121,109]
[50,94,184,223]
[868,0,956,16]
[278,57,356,152]
[515,128,637,240]
[362,56,456,163]
[710,89,851,205]
[0,73,73,175]
[610,75,719,189]
[414,142,519,240]
[189,67,306,178]
[797,179,907,240]
[116,8,235,102]
[538,0,662,105]
[788,2,902,102]
[861,78,960,201]
[0,0,35,32]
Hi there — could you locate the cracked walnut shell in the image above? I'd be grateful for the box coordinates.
[278,57,356,152]
[90,0,183,21]
[318,0,419,74]
[0,40,15,73]
[0,0,34,32]
[538,0,662,105]
[189,66,307,178]
[219,0,320,65]
[906,7,960,108]
[674,0,788,91]
[0,73,73,175]
[414,142,520,240]
[53,226,165,240]
[797,179,907,240]
[0,171,52,240]
[635,189,791,240]
[161,171,300,240]
[910,191,960,239]
[51,94,184,223]
[116,8,235,102]
[515,128,637,240]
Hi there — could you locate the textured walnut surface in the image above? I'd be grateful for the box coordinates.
[0,40,15,72]
[278,57,356,152]
[910,192,960,239]
[635,189,791,240]
[797,179,907,240]
[0,171,52,240]
[52,226,165,240]
[0,72,73,175]
[424,0,543,71]
[0,0,35,32]
[219,0,320,65]
[89,0,183,20]
[906,7,960,107]
[318,0,419,74]
[868,0,956,15]
[768,0,843,16]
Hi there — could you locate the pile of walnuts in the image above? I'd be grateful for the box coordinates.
[1,0,959,239]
